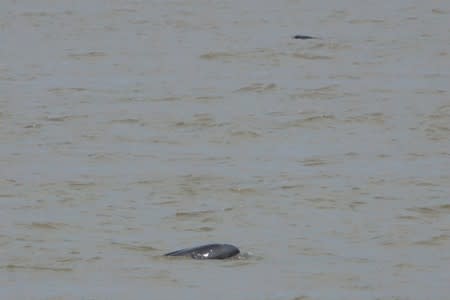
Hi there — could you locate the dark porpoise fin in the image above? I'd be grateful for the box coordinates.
[165,243,240,259]
[292,35,317,40]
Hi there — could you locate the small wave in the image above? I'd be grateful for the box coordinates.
[2,264,72,272]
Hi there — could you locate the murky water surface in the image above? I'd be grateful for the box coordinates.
[1,1,450,299]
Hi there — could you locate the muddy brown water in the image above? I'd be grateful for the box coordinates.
[1,0,450,299]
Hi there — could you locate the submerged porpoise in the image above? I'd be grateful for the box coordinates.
[292,35,317,40]
[165,243,240,259]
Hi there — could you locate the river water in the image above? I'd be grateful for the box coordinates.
[1,0,450,299]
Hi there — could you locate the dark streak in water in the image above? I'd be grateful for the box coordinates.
[175,210,215,218]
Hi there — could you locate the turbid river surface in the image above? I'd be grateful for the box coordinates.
[1,0,450,299]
